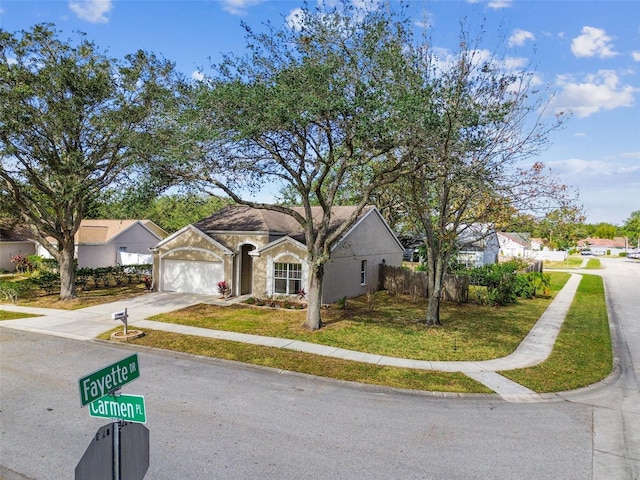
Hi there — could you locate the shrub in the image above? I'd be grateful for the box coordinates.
[29,271,60,294]
[217,280,229,296]
[0,280,34,303]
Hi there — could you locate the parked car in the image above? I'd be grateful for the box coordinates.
[580,249,592,256]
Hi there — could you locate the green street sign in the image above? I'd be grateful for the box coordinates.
[89,394,147,424]
[79,354,140,406]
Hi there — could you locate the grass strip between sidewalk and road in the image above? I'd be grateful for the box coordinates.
[97,271,612,394]
[500,273,611,392]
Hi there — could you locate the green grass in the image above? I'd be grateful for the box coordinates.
[501,274,611,392]
[585,258,601,269]
[544,256,583,269]
[110,329,492,393]
[146,272,569,362]
[100,272,612,393]
[0,310,40,320]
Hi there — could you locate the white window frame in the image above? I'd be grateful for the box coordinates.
[360,259,367,286]
[274,262,302,295]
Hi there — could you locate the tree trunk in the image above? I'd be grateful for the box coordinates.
[425,255,444,326]
[58,238,76,300]
[303,264,324,331]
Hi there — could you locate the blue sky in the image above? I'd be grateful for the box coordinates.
[1,0,639,226]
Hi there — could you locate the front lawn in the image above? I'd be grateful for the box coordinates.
[146,272,570,362]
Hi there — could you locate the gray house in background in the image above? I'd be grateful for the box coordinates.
[456,225,500,268]
[152,205,404,303]
[36,219,168,268]
[0,222,36,272]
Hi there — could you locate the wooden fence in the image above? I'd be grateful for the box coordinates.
[379,264,469,304]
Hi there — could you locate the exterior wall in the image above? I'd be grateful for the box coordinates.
[0,241,36,272]
[498,236,527,257]
[153,228,234,293]
[322,212,403,303]
[253,241,308,299]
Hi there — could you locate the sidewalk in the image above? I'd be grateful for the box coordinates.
[0,274,582,402]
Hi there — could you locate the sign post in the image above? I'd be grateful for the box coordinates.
[77,353,147,479]
[78,353,140,407]
[112,309,129,335]
[89,393,147,424]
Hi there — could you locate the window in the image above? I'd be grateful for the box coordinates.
[274,262,302,294]
[360,260,367,285]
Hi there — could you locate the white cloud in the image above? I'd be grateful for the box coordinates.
[68,0,113,24]
[571,26,618,59]
[488,0,512,9]
[286,8,306,32]
[191,71,205,82]
[220,0,264,16]
[508,29,535,47]
[632,51,640,62]
[550,70,635,117]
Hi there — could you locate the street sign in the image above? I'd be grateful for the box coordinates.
[79,354,140,406]
[89,394,147,424]
[76,422,149,480]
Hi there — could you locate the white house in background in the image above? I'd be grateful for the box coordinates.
[497,232,531,258]
[577,237,628,256]
[0,222,36,272]
[152,205,404,303]
[455,224,500,268]
[36,219,168,268]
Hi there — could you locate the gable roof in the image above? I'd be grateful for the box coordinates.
[497,232,531,247]
[194,205,375,245]
[75,220,167,244]
[0,221,35,243]
[577,237,627,248]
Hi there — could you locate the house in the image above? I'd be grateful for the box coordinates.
[0,221,36,272]
[456,224,499,268]
[577,237,628,256]
[152,205,404,303]
[497,232,531,258]
[36,219,168,268]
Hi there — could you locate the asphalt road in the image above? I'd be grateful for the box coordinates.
[1,258,638,479]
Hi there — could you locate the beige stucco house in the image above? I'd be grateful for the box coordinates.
[152,205,404,303]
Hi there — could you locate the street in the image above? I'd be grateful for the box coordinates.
[1,258,638,479]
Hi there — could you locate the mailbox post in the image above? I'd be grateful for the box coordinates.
[112,309,128,335]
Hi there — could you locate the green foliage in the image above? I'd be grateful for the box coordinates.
[457,260,550,306]
[1,23,184,299]
[88,192,230,233]
[0,280,34,303]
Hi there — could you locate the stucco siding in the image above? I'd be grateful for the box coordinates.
[323,211,403,303]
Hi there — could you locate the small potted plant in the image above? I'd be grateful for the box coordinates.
[217,280,229,298]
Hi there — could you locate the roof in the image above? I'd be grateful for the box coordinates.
[497,232,531,247]
[0,221,34,243]
[577,237,627,248]
[194,205,374,245]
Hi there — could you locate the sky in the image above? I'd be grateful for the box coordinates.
[1,0,639,226]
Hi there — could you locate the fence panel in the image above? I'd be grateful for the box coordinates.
[380,264,468,303]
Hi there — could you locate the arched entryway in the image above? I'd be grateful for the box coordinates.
[239,244,255,295]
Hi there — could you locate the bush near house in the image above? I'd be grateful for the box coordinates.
[454,259,550,306]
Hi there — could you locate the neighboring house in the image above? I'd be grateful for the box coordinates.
[0,221,36,272]
[152,205,404,303]
[456,224,499,268]
[497,232,531,258]
[36,220,168,268]
[531,238,546,251]
[577,237,628,256]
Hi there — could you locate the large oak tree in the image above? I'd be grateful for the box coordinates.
[0,24,182,299]
[174,6,416,330]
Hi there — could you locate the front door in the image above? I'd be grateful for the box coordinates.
[240,245,255,295]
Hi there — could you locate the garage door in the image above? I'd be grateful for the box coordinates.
[161,259,223,295]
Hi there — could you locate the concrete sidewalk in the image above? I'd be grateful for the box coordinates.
[0,274,582,402]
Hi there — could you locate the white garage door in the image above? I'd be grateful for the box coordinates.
[161,259,223,295]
